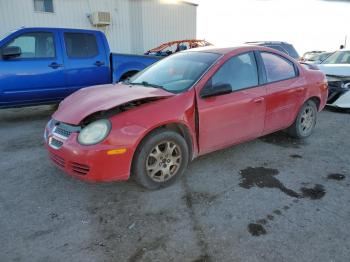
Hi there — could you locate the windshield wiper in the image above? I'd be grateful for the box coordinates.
[129,81,166,90]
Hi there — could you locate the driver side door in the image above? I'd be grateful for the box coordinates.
[196,52,266,154]
[0,30,66,107]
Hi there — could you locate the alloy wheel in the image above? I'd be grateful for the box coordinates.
[146,141,182,182]
[300,104,316,135]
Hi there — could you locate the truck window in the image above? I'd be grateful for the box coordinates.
[64,33,98,58]
[4,32,55,59]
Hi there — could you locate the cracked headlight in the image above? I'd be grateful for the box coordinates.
[78,119,111,145]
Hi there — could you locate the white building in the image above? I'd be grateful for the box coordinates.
[0,0,197,54]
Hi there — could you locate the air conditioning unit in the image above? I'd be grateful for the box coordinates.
[91,11,111,26]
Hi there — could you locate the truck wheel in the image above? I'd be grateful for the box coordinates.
[287,100,317,139]
[120,71,139,81]
[132,129,189,189]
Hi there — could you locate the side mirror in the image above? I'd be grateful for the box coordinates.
[2,46,21,59]
[200,82,232,98]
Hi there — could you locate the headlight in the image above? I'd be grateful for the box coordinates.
[47,119,55,129]
[78,119,111,145]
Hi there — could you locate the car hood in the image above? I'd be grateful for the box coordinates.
[317,64,350,77]
[53,83,174,125]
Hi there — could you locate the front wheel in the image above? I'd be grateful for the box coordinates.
[287,100,318,139]
[132,129,189,189]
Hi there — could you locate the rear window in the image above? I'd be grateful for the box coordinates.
[281,44,300,59]
[266,45,288,55]
[64,33,98,58]
[262,44,299,59]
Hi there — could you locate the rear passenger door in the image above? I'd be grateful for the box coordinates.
[61,31,110,95]
[258,52,304,133]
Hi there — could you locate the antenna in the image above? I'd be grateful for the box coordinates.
[345,35,347,48]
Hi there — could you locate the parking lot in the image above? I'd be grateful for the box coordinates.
[0,106,349,262]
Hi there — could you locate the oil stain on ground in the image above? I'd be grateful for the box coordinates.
[290,154,303,159]
[239,167,327,200]
[239,167,300,198]
[327,173,346,181]
[259,132,306,148]
[240,167,328,236]
[300,184,326,200]
[248,206,288,237]
[248,223,267,236]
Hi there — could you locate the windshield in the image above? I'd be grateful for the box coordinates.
[322,51,350,64]
[128,52,221,93]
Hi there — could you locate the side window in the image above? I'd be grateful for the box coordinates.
[261,52,297,83]
[5,32,55,58]
[211,52,259,91]
[64,33,98,58]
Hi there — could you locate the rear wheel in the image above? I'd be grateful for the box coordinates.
[132,129,189,189]
[287,100,317,138]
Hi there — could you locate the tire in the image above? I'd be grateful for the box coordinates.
[120,71,139,81]
[132,129,189,189]
[287,100,317,139]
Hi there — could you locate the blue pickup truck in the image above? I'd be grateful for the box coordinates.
[0,27,161,108]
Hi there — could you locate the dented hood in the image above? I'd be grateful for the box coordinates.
[53,83,174,125]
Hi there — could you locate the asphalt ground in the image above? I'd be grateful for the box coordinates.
[0,105,349,262]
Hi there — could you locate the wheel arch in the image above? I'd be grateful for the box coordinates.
[308,96,321,111]
[288,96,321,130]
[130,121,195,176]
[119,70,139,81]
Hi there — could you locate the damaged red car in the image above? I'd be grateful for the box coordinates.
[45,46,328,189]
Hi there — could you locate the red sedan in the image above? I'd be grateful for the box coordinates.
[45,46,328,189]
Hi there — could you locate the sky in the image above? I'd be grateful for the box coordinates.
[192,0,349,55]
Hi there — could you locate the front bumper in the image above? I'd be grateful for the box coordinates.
[326,76,350,109]
[44,124,133,182]
[327,85,350,109]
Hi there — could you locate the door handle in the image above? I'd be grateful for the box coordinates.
[94,61,105,67]
[253,97,264,103]
[49,62,63,69]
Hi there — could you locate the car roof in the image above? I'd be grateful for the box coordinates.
[245,41,292,45]
[184,45,285,55]
[185,46,241,54]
